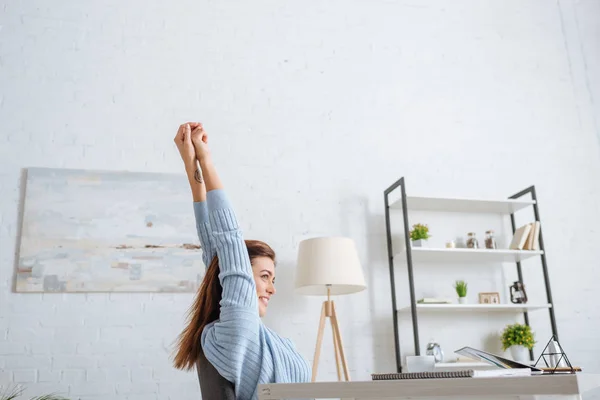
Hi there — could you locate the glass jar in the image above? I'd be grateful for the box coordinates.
[485,230,497,249]
[466,232,479,248]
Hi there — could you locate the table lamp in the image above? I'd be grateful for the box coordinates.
[294,236,366,382]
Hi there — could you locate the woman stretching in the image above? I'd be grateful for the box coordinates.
[172,122,311,399]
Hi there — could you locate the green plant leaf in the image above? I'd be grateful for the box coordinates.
[410,223,430,241]
[453,280,468,297]
[0,384,24,400]
[501,323,536,351]
[0,385,70,400]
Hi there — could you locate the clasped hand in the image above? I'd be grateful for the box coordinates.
[174,122,211,171]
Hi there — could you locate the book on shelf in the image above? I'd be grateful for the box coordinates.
[509,222,540,250]
[417,298,452,304]
[371,368,531,380]
[524,221,540,250]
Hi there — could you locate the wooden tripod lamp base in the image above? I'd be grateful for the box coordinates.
[311,287,350,382]
[294,237,367,383]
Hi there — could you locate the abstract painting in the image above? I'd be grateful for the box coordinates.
[16,167,204,292]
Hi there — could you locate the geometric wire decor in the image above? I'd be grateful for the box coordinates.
[533,335,577,374]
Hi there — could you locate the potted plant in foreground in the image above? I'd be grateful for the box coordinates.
[454,280,468,304]
[501,323,535,362]
[0,384,69,400]
[410,223,430,247]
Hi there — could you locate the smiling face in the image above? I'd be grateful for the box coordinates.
[251,256,276,317]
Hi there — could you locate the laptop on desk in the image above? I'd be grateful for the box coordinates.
[455,346,544,373]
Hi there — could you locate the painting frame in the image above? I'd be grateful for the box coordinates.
[15,167,205,293]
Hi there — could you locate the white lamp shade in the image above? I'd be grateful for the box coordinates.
[295,236,366,296]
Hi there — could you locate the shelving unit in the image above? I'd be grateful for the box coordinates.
[383,177,558,373]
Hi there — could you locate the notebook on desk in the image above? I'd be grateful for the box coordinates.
[372,368,531,380]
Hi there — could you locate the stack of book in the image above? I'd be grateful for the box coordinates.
[509,222,541,250]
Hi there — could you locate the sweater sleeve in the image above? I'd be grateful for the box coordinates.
[200,189,262,391]
[193,201,216,271]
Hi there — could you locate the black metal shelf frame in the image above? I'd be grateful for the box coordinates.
[384,177,558,373]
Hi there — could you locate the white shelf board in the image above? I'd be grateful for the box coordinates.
[397,304,552,313]
[396,247,544,263]
[390,195,535,214]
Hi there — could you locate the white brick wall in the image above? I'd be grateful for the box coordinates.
[1,0,599,399]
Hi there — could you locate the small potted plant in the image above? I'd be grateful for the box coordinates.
[454,280,468,304]
[501,323,535,362]
[409,223,430,247]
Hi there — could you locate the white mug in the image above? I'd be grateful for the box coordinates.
[406,355,435,373]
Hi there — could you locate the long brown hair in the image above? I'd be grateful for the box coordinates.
[172,239,276,370]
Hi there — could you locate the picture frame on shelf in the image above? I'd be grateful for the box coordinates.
[478,292,500,304]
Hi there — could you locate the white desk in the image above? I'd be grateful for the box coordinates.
[258,373,600,400]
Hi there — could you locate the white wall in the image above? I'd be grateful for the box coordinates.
[1,0,599,399]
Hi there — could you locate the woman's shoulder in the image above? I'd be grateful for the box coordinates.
[200,320,218,341]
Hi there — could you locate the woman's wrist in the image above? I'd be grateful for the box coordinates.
[186,173,206,203]
[199,157,223,191]
[184,160,199,176]
[185,165,202,182]
[182,161,205,202]
[199,156,213,169]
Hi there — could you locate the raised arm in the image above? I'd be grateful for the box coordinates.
[174,123,216,270]
[190,123,256,312]
[193,201,217,271]
[190,124,263,391]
